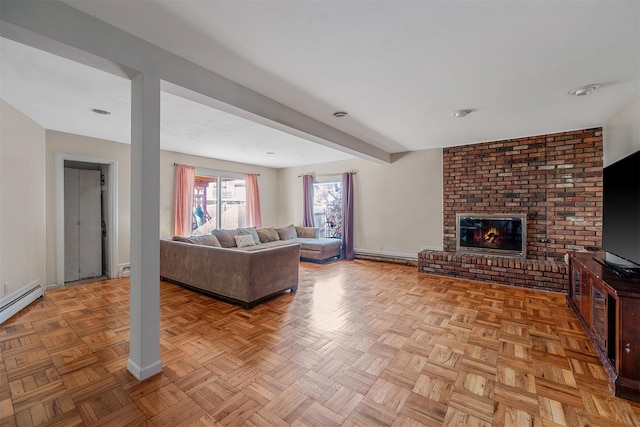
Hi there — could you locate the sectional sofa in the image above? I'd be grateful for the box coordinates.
[160,237,300,309]
[159,225,342,309]
[206,224,342,263]
[283,225,342,262]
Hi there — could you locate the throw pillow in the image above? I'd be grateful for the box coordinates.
[277,224,297,240]
[211,229,239,248]
[234,234,256,248]
[188,235,222,247]
[237,227,261,245]
[257,227,280,243]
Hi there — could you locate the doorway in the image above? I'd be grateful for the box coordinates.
[64,162,104,283]
[56,154,118,286]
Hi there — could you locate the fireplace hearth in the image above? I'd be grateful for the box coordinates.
[456,213,526,258]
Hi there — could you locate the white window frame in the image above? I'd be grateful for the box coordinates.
[194,168,245,230]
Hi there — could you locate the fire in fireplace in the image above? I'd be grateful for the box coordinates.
[456,213,526,258]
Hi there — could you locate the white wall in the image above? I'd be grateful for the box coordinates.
[278,149,443,257]
[45,130,279,285]
[46,131,131,286]
[1,100,46,295]
[604,97,640,167]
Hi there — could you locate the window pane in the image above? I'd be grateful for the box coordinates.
[221,178,246,229]
[193,177,217,235]
[192,175,246,232]
[313,181,342,238]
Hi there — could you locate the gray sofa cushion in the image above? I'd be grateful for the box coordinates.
[237,227,261,245]
[173,235,221,247]
[295,226,320,238]
[233,240,298,252]
[257,227,280,243]
[277,224,298,240]
[295,237,342,261]
[212,229,239,248]
[172,236,193,243]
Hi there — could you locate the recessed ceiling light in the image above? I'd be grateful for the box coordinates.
[569,84,600,96]
[266,152,275,155]
[92,108,111,115]
[333,111,348,118]
[452,109,471,118]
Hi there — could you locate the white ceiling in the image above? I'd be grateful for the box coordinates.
[2,1,639,168]
[0,37,354,168]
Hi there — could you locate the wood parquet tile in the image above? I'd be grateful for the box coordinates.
[1,260,640,426]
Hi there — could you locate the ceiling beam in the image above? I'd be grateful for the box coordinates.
[0,0,391,164]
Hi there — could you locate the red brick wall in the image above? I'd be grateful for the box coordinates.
[442,128,603,260]
[418,251,568,292]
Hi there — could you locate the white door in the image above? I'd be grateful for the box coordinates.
[64,168,80,281]
[65,168,102,282]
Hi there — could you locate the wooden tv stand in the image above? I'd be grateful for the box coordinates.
[567,252,640,402]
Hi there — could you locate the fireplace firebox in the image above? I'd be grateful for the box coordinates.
[456,213,526,258]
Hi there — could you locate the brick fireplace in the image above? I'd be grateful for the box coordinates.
[456,213,526,258]
[419,128,603,292]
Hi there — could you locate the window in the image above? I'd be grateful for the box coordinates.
[193,172,246,233]
[313,180,342,238]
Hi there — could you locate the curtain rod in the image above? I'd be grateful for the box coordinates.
[173,163,260,176]
[297,171,357,178]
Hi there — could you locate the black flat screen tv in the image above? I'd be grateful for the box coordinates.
[602,150,640,267]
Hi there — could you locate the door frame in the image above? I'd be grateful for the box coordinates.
[56,153,119,286]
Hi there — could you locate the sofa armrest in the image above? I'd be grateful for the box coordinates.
[295,226,320,238]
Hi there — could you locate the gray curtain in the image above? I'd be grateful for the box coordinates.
[302,174,315,227]
[341,172,354,260]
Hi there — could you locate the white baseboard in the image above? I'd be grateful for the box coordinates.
[0,280,43,324]
[355,248,418,260]
[127,358,162,380]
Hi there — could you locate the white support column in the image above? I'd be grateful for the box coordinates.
[127,70,162,380]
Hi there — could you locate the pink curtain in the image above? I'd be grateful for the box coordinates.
[303,175,314,227]
[173,164,195,236]
[245,173,262,228]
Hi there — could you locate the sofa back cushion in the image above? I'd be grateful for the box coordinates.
[211,229,239,248]
[172,236,193,243]
[191,235,222,247]
[173,235,222,247]
[237,227,261,245]
[277,224,298,240]
[295,226,320,239]
[257,227,280,243]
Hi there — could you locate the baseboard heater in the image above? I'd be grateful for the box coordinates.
[355,249,418,266]
[0,280,43,325]
[118,264,131,278]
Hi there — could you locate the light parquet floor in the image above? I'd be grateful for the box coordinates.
[1,260,639,426]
